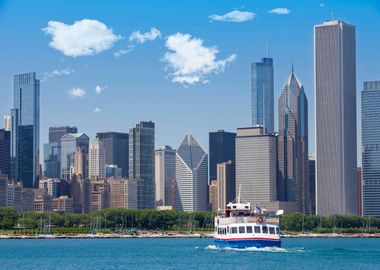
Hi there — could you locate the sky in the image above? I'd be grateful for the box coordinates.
[0,0,379,165]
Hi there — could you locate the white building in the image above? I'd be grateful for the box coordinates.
[39,178,60,198]
[89,138,105,180]
[155,146,176,207]
[175,135,208,212]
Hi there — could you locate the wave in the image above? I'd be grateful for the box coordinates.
[204,245,305,253]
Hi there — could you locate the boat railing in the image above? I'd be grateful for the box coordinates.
[217,216,279,225]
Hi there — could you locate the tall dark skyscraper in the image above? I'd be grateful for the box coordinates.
[315,20,357,216]
[0,129,11,176]
[278,69,309,214]
[11,72,40,188]
[251,56,274,134]
[96,132,129,178]
[44,126,77,178]
[129,121,155,209]
[362,81,380,217]
[209,130,236,182]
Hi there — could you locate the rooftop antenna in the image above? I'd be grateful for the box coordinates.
[291,62,294,74]
[266,40,270,58]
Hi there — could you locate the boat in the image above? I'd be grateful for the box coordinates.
[214,195,283,249]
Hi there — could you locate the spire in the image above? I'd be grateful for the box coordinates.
[266,40,270,58]
[291,62,294,74]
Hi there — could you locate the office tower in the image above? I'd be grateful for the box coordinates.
[0,129,11,176]
[44,126,77,178]
[89,138,105,179]
[362,81,380,217]
[217,160,236,212]
[209,130,236,182]
[278,68,310,214]
[175,134,208,212]
[129,121,155,209]
[315,20,357,215]
[11,72,40,187]
[38,178,60,198]
[0,174,7,206]
[357,167,362,216]
[89,179,110,212]
[251,56,274,134]
[155,145,176,206]
[236,127,277,205]
[7,181,23,211]
[309,156,316,215]
[60,133,89,180]
[70,175,90,213]
[33,189,52,213]
[96,132,129,178]
[3,116,11,131]
[209,180,218,212]
[108,177,137,209]
[49,126,78,144]
[105,165,122,178]
[52,196,73,213]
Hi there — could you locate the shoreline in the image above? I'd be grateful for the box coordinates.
[2,233,380,239]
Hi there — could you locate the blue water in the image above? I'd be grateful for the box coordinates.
[0,238,380,269]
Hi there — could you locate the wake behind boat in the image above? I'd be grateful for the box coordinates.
[214,195,283,249]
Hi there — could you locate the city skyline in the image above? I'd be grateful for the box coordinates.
[1,1,379,163]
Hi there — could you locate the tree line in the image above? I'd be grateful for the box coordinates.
[1,207,380,234]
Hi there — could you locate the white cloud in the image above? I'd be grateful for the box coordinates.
[320,3,325,7]
[163,33,236,86]
[42,19,121,57]
[94,107,101,112]
[209,10,256,22]
[41,67,74,81]
[268,8,291,15]
[129,27,161,44]
[114,45,135,58]
[68,87,86,98]
[95,85,107,94]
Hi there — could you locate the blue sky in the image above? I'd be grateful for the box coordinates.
[0,0,379,164]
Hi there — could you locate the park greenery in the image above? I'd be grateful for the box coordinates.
[1,207,380,234]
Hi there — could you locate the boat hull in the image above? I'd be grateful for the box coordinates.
[214,238,281,249]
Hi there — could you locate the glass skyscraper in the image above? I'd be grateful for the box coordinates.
[129,121,155,209]
[278,69,310,214]
[251,57,274,134]
[12,72,40,188]
[209,130,236,183]
[362,81,380,217]
[315,20,357,216]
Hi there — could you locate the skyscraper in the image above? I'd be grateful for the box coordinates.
[362,81,380,217]
[129,121,155,209]
[278,68,310,214]
[3,116,11,131]
[0,129,11,177]
[60,133,89,180]
[251,56,274,134]
[314,20,358,215]
[155,145,176,206]
[11,72,40,187]
[175,134,208,212]
[89,138,105,179]
[217,160,236,212]
[209,130,236,182]
[49,126,78,144]
[96,132,129,178]
[309,155,316,215]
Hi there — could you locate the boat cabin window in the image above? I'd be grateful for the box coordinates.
[275,227,280,235]
[246,226,253,233]
[254,226,261,234]
[262,226,268,234]
[231,227,237,234]
[239,226,245,234]
[269,227,275,234]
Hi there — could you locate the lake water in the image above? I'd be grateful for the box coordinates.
[0,238,380,269]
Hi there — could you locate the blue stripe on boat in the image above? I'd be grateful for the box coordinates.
[214,239,281,249]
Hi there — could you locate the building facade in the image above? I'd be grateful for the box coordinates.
[209,130,236,182]
[217,160,236,212]
[209,180,218,212]
[11,72,40,187]
[155,145,176,206]
[314,20,358,215]
[251,57,274,134]
[129,121,155,209]
[362,81,380,217]
[96,132,129,178]
[89,138,106,179]
[278,69,310,214]
[175,134,208,212]
[60,133,89,180]
[0,129,11,177]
